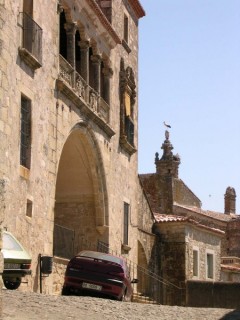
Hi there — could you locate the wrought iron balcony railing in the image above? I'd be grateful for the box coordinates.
[58,55,113,136]
[18,12,42,67]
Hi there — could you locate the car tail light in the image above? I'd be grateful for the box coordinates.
[21,263,31,269]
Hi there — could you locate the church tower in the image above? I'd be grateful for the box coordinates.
[155,130,180,178]
[154,130,180,214]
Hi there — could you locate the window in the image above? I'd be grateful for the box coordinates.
[19,0,42,68]
[26,199,33,218]
[20,96,32,169]
[193,249,199,277]
[119,59,136,155]
[123,202,129,245]
[123,14,129,43]
[206,252,214,279]
[23,0,33,17]
[60,11,67,60]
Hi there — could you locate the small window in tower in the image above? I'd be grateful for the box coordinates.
[123,14,129,43]
[26,199,33,218]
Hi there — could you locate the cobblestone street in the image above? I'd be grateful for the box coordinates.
[2,290,240,320]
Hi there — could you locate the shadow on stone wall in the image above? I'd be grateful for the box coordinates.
[187,280,240,309]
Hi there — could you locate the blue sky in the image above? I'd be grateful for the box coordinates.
[138,1,240,213]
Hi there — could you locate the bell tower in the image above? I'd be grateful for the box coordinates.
[155,130,180,178]
[154,130,180,214]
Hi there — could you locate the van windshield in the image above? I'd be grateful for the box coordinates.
[3,233,22,251]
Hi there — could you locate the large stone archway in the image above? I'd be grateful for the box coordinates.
[53,123,108,259]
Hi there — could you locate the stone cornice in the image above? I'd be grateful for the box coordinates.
[128,0,146,19]
[86,0,121,45]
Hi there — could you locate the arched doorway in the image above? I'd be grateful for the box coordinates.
[53,123,108,259]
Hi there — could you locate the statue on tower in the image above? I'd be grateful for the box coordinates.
[165,130,169,140]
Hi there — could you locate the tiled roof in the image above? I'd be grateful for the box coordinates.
[174,204,237,222]
[154,213,189,223]
[221,264,240,272]
[129,0,146,18]
[86,0,121,44]
[154,213,225,235]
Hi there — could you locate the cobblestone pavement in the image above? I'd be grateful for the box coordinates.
[1,290,240,320]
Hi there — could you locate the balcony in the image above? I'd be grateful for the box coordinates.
[57,55,114,138]
[18,12,42,70]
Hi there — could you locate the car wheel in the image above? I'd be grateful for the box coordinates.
[62,286,70,296]
[3,278,21,290]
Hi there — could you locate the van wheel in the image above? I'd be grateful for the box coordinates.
[4,278,21,290]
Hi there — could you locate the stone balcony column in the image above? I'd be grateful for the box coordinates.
[79,40,89,84]
[64,22,77,69]
[91,54,101,94]
[102,67,113,105]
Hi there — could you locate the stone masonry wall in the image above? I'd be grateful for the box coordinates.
[173,179,201,208]
[52,257,68,295]
[0,0,9,302]
[0,0,144,294]
[186,226,222,281]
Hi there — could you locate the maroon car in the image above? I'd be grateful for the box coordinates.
[62,250,137,301]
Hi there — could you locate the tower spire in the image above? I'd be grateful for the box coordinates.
[155,130,180,178]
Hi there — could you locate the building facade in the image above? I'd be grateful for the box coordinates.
[140,130,240,305]
[0,0,148,293]
[1,0,240,307]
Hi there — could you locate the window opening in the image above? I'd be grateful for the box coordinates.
[123,202,129,245]
[207,253,214,279]
[123,14,129,43]
[89,47,95,89]
[20,96,31,169]
[60,11,67,59]
[75,30,81,74]
[26,199,33,218]
[193,249,199,277]
[23,0,33,17]
[100,61,105,99]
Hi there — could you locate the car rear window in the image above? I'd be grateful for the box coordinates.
[78,251,123,265]
[3,233,23,251]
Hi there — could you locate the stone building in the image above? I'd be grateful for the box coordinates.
[1,0,240,307]
[140,130,240,305]
[0,0,150,294]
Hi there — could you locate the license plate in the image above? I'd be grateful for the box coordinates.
[4,263,20,269]
[82,282,102,291]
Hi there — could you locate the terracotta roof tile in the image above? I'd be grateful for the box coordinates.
[221,264,240,272]
[174,204,238,222]
[154,213,225,235]
[154,213,188,223]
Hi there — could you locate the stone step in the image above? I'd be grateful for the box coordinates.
[132,292,157,304]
